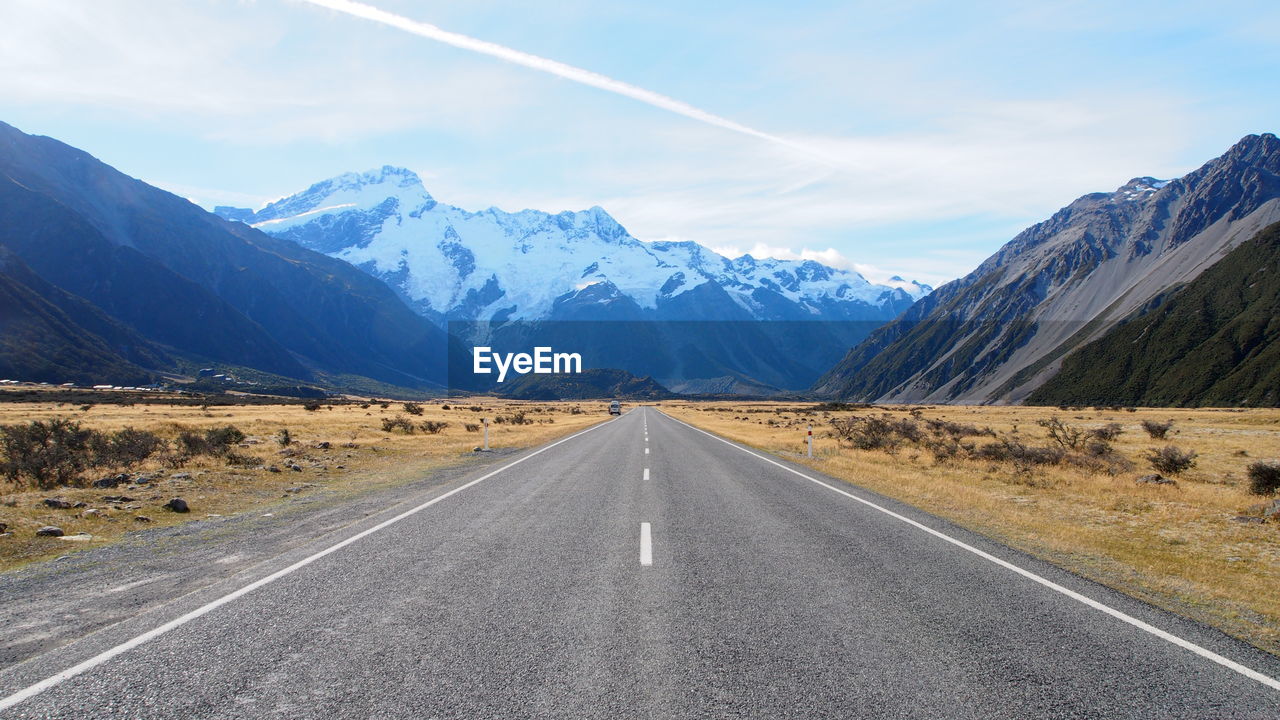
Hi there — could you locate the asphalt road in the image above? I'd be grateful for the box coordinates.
[2,407,1279,718]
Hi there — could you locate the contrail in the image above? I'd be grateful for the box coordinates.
[293,0,818,159]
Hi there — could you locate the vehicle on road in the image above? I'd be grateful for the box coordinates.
[609,400,621,415]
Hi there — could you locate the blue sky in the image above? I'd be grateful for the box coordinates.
[1,0,1277,286]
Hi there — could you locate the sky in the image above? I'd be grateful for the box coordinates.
[1,0,1277,287]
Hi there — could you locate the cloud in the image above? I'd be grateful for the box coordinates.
[293,0,821,159]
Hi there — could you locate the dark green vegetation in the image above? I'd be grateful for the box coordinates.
[496,368,676,400]
[0,418,252,490]
[0,121,454,393]
[1030,222,1280,407]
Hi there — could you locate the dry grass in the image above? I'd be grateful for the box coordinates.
[659,401,1280,655]
[0,394,607,571]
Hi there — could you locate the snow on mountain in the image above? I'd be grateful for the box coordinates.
[217,166,931,325]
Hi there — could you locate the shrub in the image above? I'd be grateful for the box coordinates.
[276,428,292,447]
[924,418,993,439]
[464,423,481,433]
[177,425,245,457]
[92,427,164,467]
[1090,423,1124,442]
[1140,420,1174,440]
[302,402,322,412]
[441,404,451,410]
[205,426,246,449]
[494,411,530,425]
[1246,461,1280,495]
[830,415,899,450]
[381,416,415,434]
[420,420,449,434]
[1144,445,1197,475]
[224,452,262,468]
[1037,417,1087,450]
[403,403,424,416]
[0,418,95,489]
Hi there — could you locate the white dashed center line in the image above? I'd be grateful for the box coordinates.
[640,522,653,566]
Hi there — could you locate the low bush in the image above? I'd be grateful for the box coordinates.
[1144,445,1197,475]
[1247,461,1280,495]
[302,402,322,412]
[419,420,449,434]
[91,427,164,467]
[0,418,95,489]
[1037,417,1088,450]
[1090,423,1124,442]
[403,402,424,416]
[464,423,481,433]
[224,452,263,468]
[1141,420,1174,440]
[381,416,416,434]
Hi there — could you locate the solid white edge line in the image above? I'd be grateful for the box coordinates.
[0,418,616,712]
[640,522,653,566]
[643,468,650,481]
[657,410,1280,693]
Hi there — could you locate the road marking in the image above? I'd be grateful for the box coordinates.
[644,447,649,454]
[0,419,615,712]
[643,468,650,481]
[658,411,1280,694]
[640,522,653,566]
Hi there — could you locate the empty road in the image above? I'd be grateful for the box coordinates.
[2,407,1279,718]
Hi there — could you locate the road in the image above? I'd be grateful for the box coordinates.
[2,407,1279,718]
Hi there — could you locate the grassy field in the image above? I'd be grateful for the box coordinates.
[659,401,1280,655]
[0,393,608,571]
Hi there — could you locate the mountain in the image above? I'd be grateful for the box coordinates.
[1028,221,1280,407]
[218,167,930,391]
[0,246,159,385]
[496,368,676,401]
[814,133,1280,404]
[0,121,454,390]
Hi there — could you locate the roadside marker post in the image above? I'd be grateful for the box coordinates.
[807,425,813,458]
[483,417,489,451]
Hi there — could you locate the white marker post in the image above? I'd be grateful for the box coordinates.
[807,425,813,458]
[482,417,490,451]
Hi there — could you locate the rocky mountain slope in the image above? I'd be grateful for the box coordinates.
[218,168,930,391]
[1028,221,1280,407]
[0,121,453,391]
[217,167,929,325]
[814,133,1280,403]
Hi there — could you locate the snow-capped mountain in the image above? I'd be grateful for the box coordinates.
[216,166,929,327]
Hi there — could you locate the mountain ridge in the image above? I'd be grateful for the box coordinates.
[813,132,1280,404]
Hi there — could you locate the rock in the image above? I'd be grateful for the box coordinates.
[1261,500,1280,521]
[102,495,136,503]
[35,526,65,537]
[1232,515,1266,524]
[80,508,103,519]
[166,498,190,513]
[1135,473,1176,486]
[133,473,160,485]
[57,533,92,542]
[170,472,191,480]
[93,473,130,488]
[134,515,153,523]
[314,441,331,449]
[266,465,282,473]
[0,521,7,534]
[43,498,75,509]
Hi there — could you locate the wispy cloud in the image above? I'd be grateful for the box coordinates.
[292,0,821,159]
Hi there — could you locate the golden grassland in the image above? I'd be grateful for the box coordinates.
[658,401,1280,655]
[0,394,607,571]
